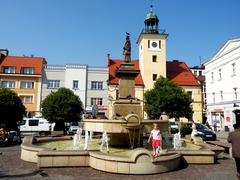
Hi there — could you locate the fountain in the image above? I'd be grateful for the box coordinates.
[20,33,224,174]
[84,130,89,150]
[76,128,82,141]
[100,131,109,152]
[173,132,182,149]
[73,134,78,147]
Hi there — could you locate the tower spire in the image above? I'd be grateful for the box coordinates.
[144,3,159,34]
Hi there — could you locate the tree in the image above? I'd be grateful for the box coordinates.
[0,88,26,130]
[41,87,84,131]
[144,76,193,119]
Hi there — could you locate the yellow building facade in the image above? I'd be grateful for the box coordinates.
[0,52,45,115]
[138,33,167,90]
[182,86,203,122]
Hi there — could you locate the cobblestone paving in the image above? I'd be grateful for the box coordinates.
[0,145,238,180]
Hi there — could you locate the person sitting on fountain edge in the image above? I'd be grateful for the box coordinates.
[148,123,162,157]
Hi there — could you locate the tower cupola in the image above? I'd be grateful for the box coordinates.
[144,5,159,34]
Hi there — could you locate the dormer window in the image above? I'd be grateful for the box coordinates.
[21,67,34,74]
[3,66,16,74]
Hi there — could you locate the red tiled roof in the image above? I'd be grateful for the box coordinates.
[0,56,46,74]
[108,59,199,87]
[108,59,144,86]
[166,61,200,86]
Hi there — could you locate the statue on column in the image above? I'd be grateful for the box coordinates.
[123,32,131,63]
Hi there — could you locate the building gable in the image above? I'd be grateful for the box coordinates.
[207,38,240,64]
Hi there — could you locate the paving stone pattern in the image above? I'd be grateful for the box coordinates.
[0,145,238,180]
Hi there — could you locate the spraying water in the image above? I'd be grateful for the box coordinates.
[84,130,89,150]
[100,131,109,152]
[173,132,182,149]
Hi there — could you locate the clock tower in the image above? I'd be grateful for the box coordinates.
[138,6,168,90]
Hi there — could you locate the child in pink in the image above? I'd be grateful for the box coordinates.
[148,123,162,157]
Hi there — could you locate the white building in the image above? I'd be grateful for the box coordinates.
[65,64,87,107]
[42,64,108,117]
[86,66,108,117]
[42,64,87,107]
[204,37,240,131]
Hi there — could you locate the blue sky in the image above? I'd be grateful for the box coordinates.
[0,0,239,67]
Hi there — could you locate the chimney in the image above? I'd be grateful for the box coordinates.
[0,49,9,56]
[0,49,8,61]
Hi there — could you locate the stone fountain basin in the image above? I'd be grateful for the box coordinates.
[20,135,224,174]
[21,136,181,174]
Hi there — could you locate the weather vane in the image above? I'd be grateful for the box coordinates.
[150,0,154,10]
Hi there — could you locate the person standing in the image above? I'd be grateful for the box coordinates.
[148,123,162,157]
[228,124,240,178]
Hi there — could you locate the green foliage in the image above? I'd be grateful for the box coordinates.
[144,76,193,119]
[0,88,26,130]
[41,87,84,130]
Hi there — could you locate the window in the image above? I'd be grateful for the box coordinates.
[3,66,16,74]
[91,98,103,106]
[199,71,202,76]
[73,80,79,89]
[193,70,197,76]
[152,55,157,62]
[1,81,15,88]
[47,80,60,89]
[91,81,103,90]
[234,88,237,100]
[20,81,34,89]
[19,95,33,104]
[187,91,193,100]
[232,63,236,75]
[21,67,34,74]
[152,74,157,81]
[28,119,39,126]
[218,69,222,80]
[116,89,119,99]
[159,40,161,48]
[220,91,223,101]
[211,72,214,82]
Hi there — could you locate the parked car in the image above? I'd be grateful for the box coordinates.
[180,123,192,137]
[66,122,79,135]
[195,123,216,141]
[19,117,52,136]
[180,123,216,141]
[169,121,179,134]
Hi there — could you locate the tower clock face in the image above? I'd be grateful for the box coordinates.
[151,42,158,48]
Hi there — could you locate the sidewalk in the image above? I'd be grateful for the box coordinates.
[216,131,230,142]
